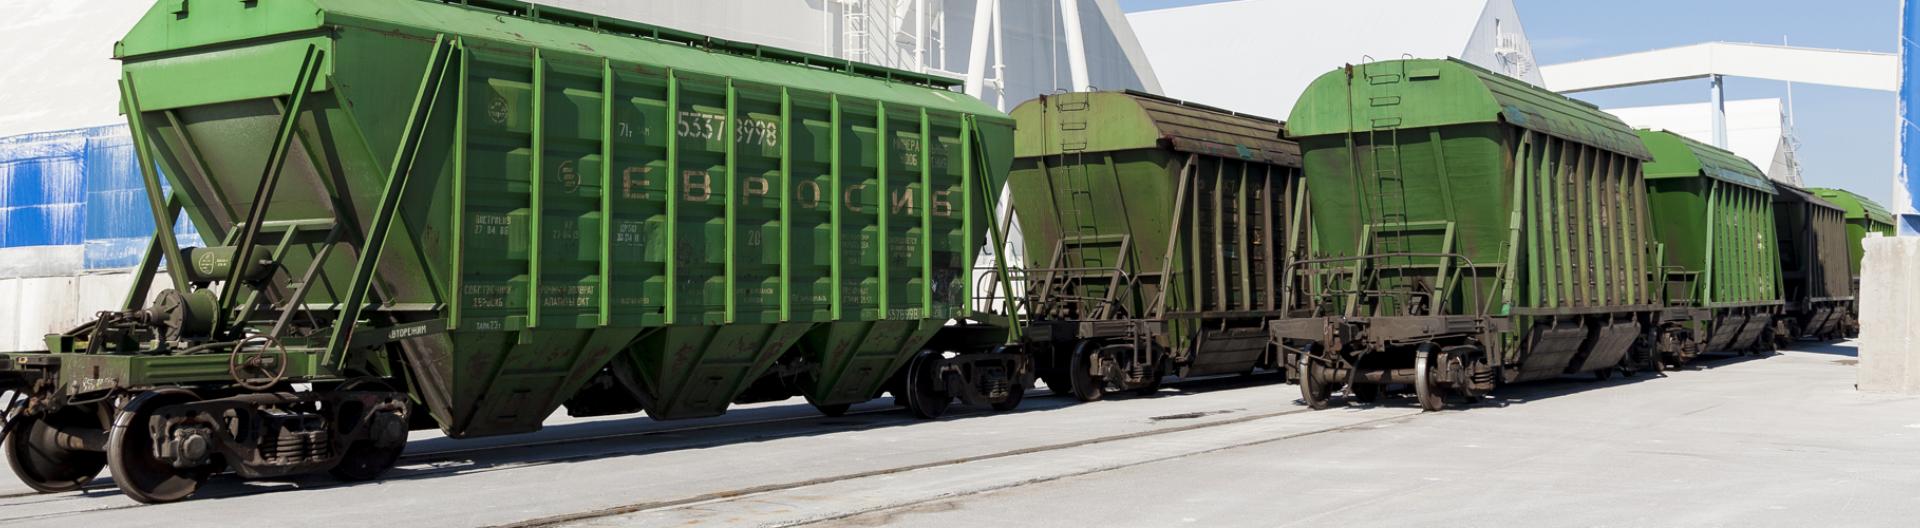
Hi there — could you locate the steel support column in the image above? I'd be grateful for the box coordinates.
[1710,74,1728,149]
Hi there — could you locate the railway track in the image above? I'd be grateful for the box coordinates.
[0,374,1325,525]
[497,406,1421,527]
[0,402,920,513]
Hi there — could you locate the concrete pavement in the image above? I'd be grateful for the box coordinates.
[3,340,1914,528]
[818,341,1920,528]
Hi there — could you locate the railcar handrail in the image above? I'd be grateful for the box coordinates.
[1656,265,1702,306]
[971,266,1033,318]
[969,264,1149,322]
[1285,252,1489,320]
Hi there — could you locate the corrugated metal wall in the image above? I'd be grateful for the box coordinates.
[0,124,201,276]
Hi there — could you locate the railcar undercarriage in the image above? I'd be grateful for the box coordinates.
[1,301,414,503]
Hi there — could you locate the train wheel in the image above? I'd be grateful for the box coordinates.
[1348,383,1381,404]
[1413,345,1446,412]
[329,436,405,482]
[1132,359,1165,397]
[1068,341,1106,403]
[4,410,107,493]
[990,346,1028,412]
[1754,324,1778,356]
[1039,369,1073,397]
[1655,332,1679,373]
[1299,371,1330,410]
[1298,349,1339,410]
[991,380,1025,412]
[330,380,409,482]
[812,403,852,417]
[1132,374,1163,396]
[904,350,951,419]
[109,390,211,504]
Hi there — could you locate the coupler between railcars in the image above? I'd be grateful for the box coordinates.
[1271,316,1500,412]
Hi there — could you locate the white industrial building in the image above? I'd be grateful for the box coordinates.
[0,0,1160,138]
[533,0,1161,110]
[0,3,151,137]
[1128,0,1542,119]
[1540,41,1898,188]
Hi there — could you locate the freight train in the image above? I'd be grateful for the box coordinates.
[1270,59,1870,410]
[0,0,1892,503]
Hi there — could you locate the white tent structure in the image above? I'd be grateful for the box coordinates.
[0,0,1163,138]
[1608,99,1803,185]
[0,2,150,137]
[1127,0,1542,119]
[433,0,1164,110]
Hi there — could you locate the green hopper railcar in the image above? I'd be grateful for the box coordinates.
[0,0,1022,503]
[1636,130,1783,363]
[1271,59,1659,411]
[1006,91,1306,401]
[1773,184,1857,339]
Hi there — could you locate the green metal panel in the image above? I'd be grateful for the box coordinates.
[1637,129,1781,306]
[1007,92,1305,364]
[1287,59,1656,379]
[106,0,1015,436]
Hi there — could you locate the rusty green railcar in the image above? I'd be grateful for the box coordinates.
[1637,130,1782,364]
[1808,187,1895,337]
[1272,59,1658,411]
[1810,187,1900,277]
[0,0,1020,503]
[1811,189,1895,265]
[1006,91,1306,401]
[1773,184,1856,339]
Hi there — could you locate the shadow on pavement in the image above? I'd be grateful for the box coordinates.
[1297,340,1854,413]
[35,370,1294,505]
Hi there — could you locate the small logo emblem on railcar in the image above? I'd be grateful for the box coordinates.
[557,161,579,193]
[489,95,510,125]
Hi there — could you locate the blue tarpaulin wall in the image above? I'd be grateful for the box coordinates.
[1901,0,1920,235]
[0,124,202,269]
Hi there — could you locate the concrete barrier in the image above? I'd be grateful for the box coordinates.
[1858,236,1920,393]
[0,270,174,352]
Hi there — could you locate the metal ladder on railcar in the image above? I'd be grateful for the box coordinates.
[1044,93,1154,383]
[1355,61,1417,317]
[1039,92,1128,320]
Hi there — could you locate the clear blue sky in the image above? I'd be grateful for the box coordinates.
[1118,0,1900,204]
